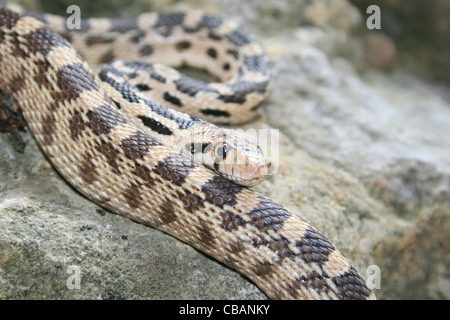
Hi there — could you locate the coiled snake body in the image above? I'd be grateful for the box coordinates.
[0,3,375,299]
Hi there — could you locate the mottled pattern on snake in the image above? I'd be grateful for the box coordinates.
[0,4,375,299]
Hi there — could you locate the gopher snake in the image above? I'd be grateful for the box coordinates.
[0,3,375,299]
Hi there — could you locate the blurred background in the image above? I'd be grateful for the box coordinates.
[18,0,450,84]
[351,0,449,84]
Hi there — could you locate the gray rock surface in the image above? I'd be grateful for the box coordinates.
[1,0,449,299]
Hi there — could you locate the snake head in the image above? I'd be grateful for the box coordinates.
[213,140,271,187]
[185,129,271,187]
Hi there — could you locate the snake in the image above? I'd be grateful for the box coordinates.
[0,2,376,300]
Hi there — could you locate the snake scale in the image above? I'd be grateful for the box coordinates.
[0,3,375,300]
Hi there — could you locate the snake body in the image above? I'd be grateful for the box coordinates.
[0,4,375,299]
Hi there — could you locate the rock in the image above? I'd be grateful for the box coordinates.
[1,0,449,300]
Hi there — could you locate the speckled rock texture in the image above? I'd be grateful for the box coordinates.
[0,0,449,299]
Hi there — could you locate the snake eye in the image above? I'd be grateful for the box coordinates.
[215,144,227,159]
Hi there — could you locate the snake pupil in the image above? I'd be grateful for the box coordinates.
[216,144,227,159]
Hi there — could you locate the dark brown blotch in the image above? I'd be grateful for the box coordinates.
[0,8,20,29]
[331,266,373,300]
[201,175,243,209]
[34,60,52,90]
[26,26,71,56]
[132,165,157,189]
[197,219,214,243]
[248,235,294,279]
[85,35,115,46]
[247,196,291,233]
[288,270,335,299]
[69,110,86,139]
[295,227,335,267]
[137,115,173,136]
[218,80,269,104]
[269,235,295,261]
[135,83,152,91]
[155,200,177,226]
[226,48,239,60]
[208,31,222,41]
[77,150,97,185]
[175,189,204,214]
[120,130,155,160]
[95,139,121,173]
[175,40,191,51]
[174,74,217,97]
[87,104,127,136]
[150,71,166,84]
[172,175,243,217]
[182,25,201,33]
[122,182,143,209]
[8,31,30,59]
[140,44,153,56]
[56,63,99,100]
[163,91,182,107]
[40,113,58,145]
[220,210,246,232]
[253,260,275,277]
[8,75,27,94]
[131,156,196,209]
[207,47,218,59]
[154,12,186,28]
[229,238,246,254]
[153,153,195,186]
[99,49,115,64]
